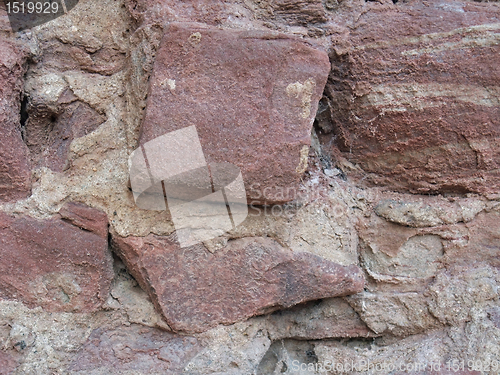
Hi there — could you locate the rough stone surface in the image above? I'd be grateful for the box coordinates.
[266,297,375,340]
[109,259,171,331]
[0,349,20,375]
[0,0,499,373]
[70,325,202,374]
[139,23,330,204]
[323,0,500,195]
[253,0,328,25]
[0,204,112,312]
[427,266,500,326]
[256,339,321,375]
[0,37,31,202]
[358,214,444,286]
[113,235,365,332]
[347,292,441,337]
[375,197,485,228]
[25,99,107,172]
[461,209,500,267]
[59,201,109,238]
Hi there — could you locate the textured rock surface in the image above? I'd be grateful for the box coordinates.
[0,0,499,373]
[0,37,31,202]
[323,0,500,194]
[113,235,365,332]
[70,325,202,374]
[25,99,106,172]
[266,297,375,340]
[347,292,440,337]
[59,201,109,238]
[0,204,112,312]
[139,23,330,204]
[375,197,485,228]
[252,0,327,25]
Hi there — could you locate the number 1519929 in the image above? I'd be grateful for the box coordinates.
[6,1,60,14]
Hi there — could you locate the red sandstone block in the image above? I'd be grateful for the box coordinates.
[0,204,112,312]
[139,23,330,204]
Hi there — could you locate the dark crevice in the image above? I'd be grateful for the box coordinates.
[20,95,29,142]
[108,231,114,256]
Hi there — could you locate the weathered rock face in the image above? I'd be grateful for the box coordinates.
[113,235,364,332]
[347,291,441,337]
[427,266,499,327]
[266,297,375,340]
[0,350,20,375]
[0,203,112,312]
[139,23,330,204]
[0,38,31,202]
[1,0,500,372]
[25,99,106,172]
[59,201,110,238]
[323,0,500,194]
[70,325,202,373]
[458,209,500,268]
[254,0,328,25]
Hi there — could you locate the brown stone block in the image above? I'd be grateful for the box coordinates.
[0,204,112,312]
[325,0,500,194]
[139,23,330,204]
[112,235,364,333]
[59,201,109,238]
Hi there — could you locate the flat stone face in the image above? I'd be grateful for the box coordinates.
[325,0,500,194]
[0,38,31,202]
[59,201,109,238]
[139,23,330,204]
[0,204,113,312]
[113,235,364,333]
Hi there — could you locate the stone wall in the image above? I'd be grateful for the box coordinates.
[0,0,499,373]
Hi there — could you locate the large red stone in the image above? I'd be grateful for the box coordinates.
[112,235,364,333]
[0,38,31,202]
[0,203,113,312]
[323,0,500,194]
[139,23,330,204]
